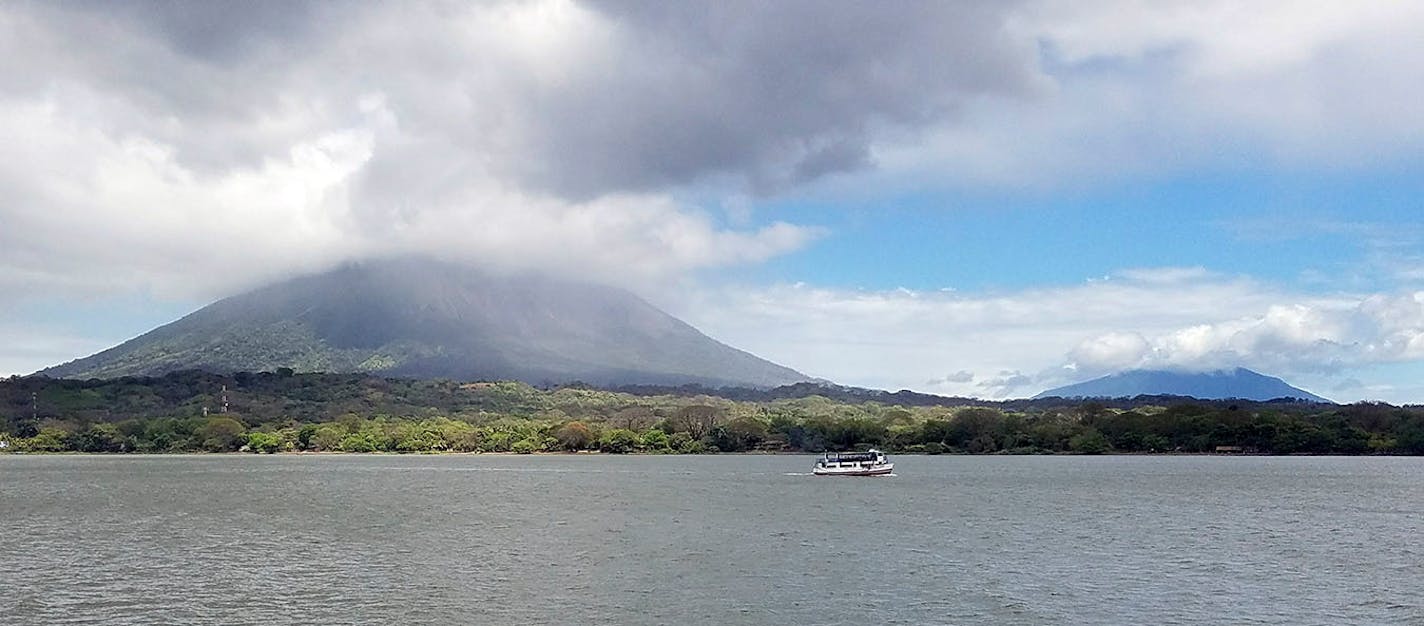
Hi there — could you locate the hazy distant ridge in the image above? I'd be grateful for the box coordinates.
[1034,368,1331,403]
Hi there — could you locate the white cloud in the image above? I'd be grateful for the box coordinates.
[1021,1,1414,79]
[668,268,1306,397]
[0,0,1033,306]
[1068,332,1153,370]
[1111,267,1214,284]
[0,54,823,304]
[926,370,976,386]
[665,269,1424,403]
[1068,292,1424,378]
[869,0,1424,190]
[4,1,1420,305]
[976,370,1037,397]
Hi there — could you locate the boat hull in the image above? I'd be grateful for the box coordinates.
[812,463,893,476]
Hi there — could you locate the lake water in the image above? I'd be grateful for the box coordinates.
[2,454,1421,625]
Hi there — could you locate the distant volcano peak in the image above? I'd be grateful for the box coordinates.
[1034,367,1331,403]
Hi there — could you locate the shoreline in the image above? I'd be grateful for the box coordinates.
[2,450,1416,457]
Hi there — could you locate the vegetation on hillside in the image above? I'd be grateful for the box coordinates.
[3,371,1422,455]
[39,259,808,388]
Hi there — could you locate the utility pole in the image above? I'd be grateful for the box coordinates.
[31,392,37,421]
[221,385,229,414]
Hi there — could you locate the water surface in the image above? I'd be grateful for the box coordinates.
[3,454,1421,624]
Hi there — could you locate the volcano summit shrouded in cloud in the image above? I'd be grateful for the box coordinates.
[39,258,808,388]
[4,1,1424,402]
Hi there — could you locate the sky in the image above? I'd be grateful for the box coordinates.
[3,1,1424,402]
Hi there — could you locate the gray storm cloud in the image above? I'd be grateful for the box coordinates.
[2,0,1040,192]
[523,0,1040,195]
[0,0,1040,302]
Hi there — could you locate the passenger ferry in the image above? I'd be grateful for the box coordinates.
[812,449,893,476]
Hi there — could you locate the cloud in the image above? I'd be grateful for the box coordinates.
[4,1,1420,305]
[870,0,1424,190]
[1111,267,1214,285]
[926,370,976,386]
[0,0,1041,305]
[1067,332,1153,370]
[976,370,1037,396]
[6,1,1042,195]
[550,1,1040,195]
[1069,292,1424,377]
[668,268,1306,398]
[664,268,1424,402]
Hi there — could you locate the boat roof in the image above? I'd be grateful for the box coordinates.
[821,450,883,459]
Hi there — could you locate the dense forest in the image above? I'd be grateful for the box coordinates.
[2,370,1423,455]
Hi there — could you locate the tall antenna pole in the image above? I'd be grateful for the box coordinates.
[31,392,37,421]
[221,385,229,414]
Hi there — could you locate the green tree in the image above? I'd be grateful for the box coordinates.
[396,422,446,452]
[340,433,376,453]
[198,417,246,452]
[948,408,1005,449]
[668,431,701,453]
[1069,428,1110,454]
[919,419,953,446]
[709,416,769,452]
[439,420,482,452]
[310,424,346,451]
[23,428,71,452]
[71,423,123,452]
[599,429,641,454]
[246,431,285,453]
[640,429,671,452]
[482,430,515,453]
[297,424,319,450]
[1395,416,1424,454]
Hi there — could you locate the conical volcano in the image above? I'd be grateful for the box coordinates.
[1034,368,1331,402]
[38,258,808,387]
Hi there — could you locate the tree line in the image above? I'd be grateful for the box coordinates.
[3,372,1423,454]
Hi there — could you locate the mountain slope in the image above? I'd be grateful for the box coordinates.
[38,259,809,387]
[1033,368,1331,403]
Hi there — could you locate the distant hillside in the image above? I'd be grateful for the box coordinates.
[1034,368,1332,403]
[38,258,809,388]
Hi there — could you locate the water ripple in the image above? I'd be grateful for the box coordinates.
[4,454,1424,624]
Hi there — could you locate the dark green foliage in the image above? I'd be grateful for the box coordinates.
[70,423,123,453]
[2,371,1422,455]
[198,417,246,452]
[707,416,769,452]
[1068,429,1110,454]
[598,429,641,454]
[245,431,285,454]
[1394,416,1424,454]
